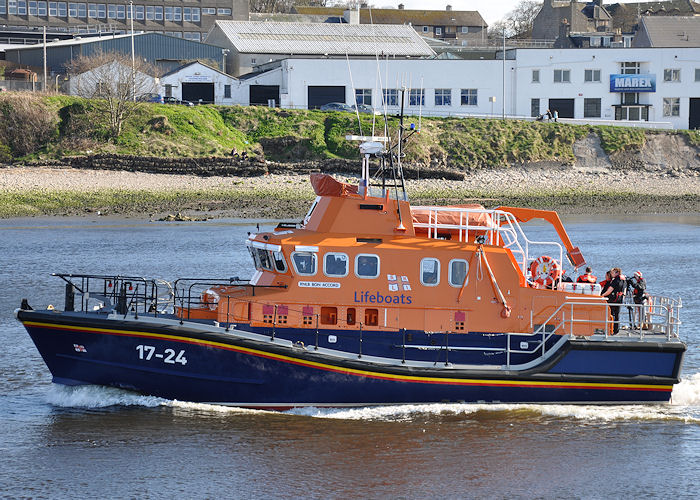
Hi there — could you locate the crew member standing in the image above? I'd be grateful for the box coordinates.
[601,267,626,334]
[577,266,597,283]
[628,271,650,328]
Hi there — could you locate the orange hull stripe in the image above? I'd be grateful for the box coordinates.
[24,320,673,393]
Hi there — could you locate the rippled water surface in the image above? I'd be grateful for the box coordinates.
[1,215,699,498]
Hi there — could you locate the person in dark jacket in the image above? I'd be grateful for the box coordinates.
[628,270,650,329]
[601,267,626,334]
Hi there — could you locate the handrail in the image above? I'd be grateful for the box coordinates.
[410,206,565,276]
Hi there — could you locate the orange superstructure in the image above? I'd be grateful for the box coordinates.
[183,173,609,339]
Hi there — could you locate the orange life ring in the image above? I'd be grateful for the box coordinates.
[530,256,562,287]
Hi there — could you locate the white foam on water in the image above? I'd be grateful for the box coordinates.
[671,372,700,406]
[46,384,167,408]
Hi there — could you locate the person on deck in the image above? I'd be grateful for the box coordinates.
[577,266,597,283]
[628,271,650,328]
[601,267,626,334]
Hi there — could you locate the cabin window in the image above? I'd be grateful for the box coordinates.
[321,306,337,325]
[365,308,378,326]
[346,307,356,325]
[355,254,380,278]
[449,259,469,287]
[249,247,287,273]
[292,252,317,276]
[272,251,287,272]
[420,258,440,286]
[324,252,349,277]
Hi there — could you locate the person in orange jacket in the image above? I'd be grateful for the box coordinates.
[577,266,597,283]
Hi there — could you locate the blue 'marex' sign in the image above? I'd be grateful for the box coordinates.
[609,74,656,92]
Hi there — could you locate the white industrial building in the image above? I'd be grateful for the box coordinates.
[235,46,700,129]
[159,61,238,105]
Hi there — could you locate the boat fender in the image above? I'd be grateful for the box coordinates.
[529,256,561,288]
[202,289,220,311]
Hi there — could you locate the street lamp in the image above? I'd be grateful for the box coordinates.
[130,1,135,101]
[222,48,229,74]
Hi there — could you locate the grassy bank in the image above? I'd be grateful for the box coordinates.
[2,92,699,169]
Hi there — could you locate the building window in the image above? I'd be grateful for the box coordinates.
[146,5,154,20]
[460,88,477,106]
[217,8,231,15]
[57,1,65,16]
[663,98,680,117]
[154,6,162,20]
[449,259,469,287]
[324,252,349,278]
[355,88,371,106]
[530,98,540,117]
[16,0,26,14]
[164,84,173,98]
[202,7,215,15]
[67,1,76,16]
[183,32,201,41]
[164,6,172,20]
[584,98,601,118]
[695,68,700,82]
[422,26,429,32]
[37,0,46,14]
[192,7,199,21]
[621,62,640,75]
[96,2,103,17]
[183,6,191,21]
[116,4,124,18]
[664,69,681,82]
[224,84,231,99]
[461,26,468,33]
[532,69,540,83]
[87,2,96,17]
[28,0,36,15]
[584,69,601,82]
[382,89,398,106]
[409,89,424,106]
[174,6,181,21]
[48,1,56,15]
[0,0,5,14]
[420,258,440,286]
[435,88,451,106]
[77,1,84,17]
[356,254,380,279]
[553,69,570,83]
[622,93,639,105]
[435,27,442,35]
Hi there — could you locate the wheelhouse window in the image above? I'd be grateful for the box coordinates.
[449,259,469,287]
[355,254,379,279]
[420,258,440,286]
[292,252,317,276]
[324,252,348,277]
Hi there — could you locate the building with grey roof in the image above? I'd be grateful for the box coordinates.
[633,15,700,46]
[205,20,435,77]
[2,32,227,75]
[0,0,248,42]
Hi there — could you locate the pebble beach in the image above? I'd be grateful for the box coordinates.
[1,164,699,218]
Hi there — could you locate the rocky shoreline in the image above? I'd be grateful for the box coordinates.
[1,161,699,218]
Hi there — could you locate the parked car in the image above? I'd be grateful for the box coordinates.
[351,104,381,115]
[319,102,352,112]
[139,93,164,104]
[164,96,194,106]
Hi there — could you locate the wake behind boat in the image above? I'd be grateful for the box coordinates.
[15,106,685,409]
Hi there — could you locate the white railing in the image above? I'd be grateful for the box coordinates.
[532,294,682,341]
[411,205,564,276]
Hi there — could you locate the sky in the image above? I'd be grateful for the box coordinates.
[373,1,643,26]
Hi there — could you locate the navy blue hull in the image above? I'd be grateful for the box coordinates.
[18,311,685,407]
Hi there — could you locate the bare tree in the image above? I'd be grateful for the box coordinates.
[489,0,542,39]
[67,50,159,138]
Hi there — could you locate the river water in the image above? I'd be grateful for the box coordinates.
[1,215,698,499]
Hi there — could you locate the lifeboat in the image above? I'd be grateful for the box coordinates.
[14,98,686,408]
